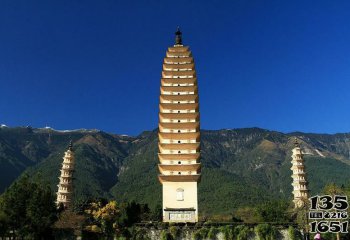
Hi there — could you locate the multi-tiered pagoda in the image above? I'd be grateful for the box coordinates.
[56,141,75,209]
[291,138,309,208]
[158,28,201,222]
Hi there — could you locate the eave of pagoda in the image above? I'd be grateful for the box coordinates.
[164,57,193,64]
[292,177,306,181]
[160,86,197,94]
[161,78,197,86]
[291,165,305,170]
[160,103,199,111]
[159,143,200,151]
[158,163,201,172]
[60,175,73,179]
[292,190,309,195]
[159,159,198,165]
[60,169,74,172]
[59,175,73,179]
[162,71,196,78]
[62,159,73,164]
[291,173,306,178]
[159,122,199,130]
[57,189,72,194]
[58,177,72,186]
[159,112,199,121]
[158,153,200,161]
[291,168,306,172]
[160,94,198,102]
[62,168,74,172]
[158,174,201,183]
[168,46,189,52]
[163,63,194,70]
[159,132,200,141]
[60,173,73,178]
[166,51,192,58]
[292,158,304,165]
[57,192,72,197]
[57,198,72,203]
[57,199,71,203]
[292,181,307,186]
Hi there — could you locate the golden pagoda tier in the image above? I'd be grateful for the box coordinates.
[290,138,309,208]
[56,141,75,209]
[158,28,201,223]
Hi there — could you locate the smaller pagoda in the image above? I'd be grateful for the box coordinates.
[56,141,75,209]
[291,138,309,208]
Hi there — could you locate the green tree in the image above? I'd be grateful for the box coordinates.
[294,197,310,240]
[0,209,8,239]
[151,204,162,222]
[123,201,152,226]
[323,183,343,196]
[255,200,291,223]
[85,200,121,237]
[343,182,350,224]
[234,206,260,223]
[323,183,344,240]
[0,175,58,239]
[26,183,57,238]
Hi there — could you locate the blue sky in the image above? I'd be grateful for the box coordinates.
[0,0,349,135]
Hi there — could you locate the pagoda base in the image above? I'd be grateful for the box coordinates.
[163,208,197,222]
[162,181,198,222]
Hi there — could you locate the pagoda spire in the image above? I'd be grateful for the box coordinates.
[290,138,309,208]
[68,140,73,151]
[175,27,182,45]
[294,137,300,147]
[56,141,75,209]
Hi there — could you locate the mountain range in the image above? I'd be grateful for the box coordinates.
[0,125,350,215]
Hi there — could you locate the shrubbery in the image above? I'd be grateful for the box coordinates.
[254,224,277,240]
[169,225,179,239]
[160,229,173,240]
[207,226,219,239]
[288,226,302,240]
[219,225,234,240]
[234,225,251,240]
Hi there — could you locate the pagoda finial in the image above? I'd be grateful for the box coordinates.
[68,140,73,151]
[294,137,300,147]
[175,27,182,45]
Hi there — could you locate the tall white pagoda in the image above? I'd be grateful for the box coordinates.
[158,28,201,223]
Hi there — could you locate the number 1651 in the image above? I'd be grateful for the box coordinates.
[310,221,348,233]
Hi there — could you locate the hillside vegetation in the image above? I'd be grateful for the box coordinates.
[1,126,350,215]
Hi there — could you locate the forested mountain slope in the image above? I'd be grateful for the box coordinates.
[1,126,349,215]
